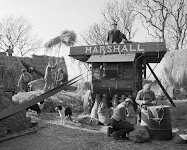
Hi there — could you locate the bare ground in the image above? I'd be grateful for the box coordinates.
[0,100,187,150]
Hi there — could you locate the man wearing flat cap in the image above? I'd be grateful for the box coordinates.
[135,83,157,124]
[107,22,128,44]
[136,83,157,106]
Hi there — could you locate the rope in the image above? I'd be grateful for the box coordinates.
[143,63,158,84]
[134,54,143,66]
[152,105,165,129]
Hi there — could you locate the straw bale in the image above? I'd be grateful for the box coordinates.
[12,90,44,104]
[28,78,45,91]
[160,49,187,93]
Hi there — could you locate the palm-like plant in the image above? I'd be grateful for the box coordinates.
[45,30,77,49]
[44,30,77,84]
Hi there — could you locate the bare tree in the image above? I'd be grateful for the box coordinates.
[81,0,136,45]
[134,0,187,50]
[0,16,42,56]
[80,21,109,45]
[133,0,172,42]
[167,0,187,49]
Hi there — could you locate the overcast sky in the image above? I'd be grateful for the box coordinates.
[0,0,110,43]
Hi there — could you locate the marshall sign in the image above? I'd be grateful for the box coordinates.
[69,42,166,56]
[85,44,144,54]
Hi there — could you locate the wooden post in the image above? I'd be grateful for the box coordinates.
[146,63,176,107]
[143,56,146,79]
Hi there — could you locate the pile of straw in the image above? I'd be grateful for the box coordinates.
[160,49,187,93]
[13,90,44,104]
[28,78,45,91]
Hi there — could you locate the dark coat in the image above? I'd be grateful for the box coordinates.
[107,29,127,44]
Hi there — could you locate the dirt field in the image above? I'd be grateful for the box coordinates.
[0,100,187,150]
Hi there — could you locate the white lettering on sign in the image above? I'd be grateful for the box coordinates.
[113,45,120,53]
[86,47,92,53]
[121,45,128,52]
[100,46,105,53]
[107,45,112,52]
[85,44,145,54]
[137,44,144,51]
[93,47,98,53]
[129,45,136,51]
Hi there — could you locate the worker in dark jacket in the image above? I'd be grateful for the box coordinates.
[107,22,128,44]
[56,68,68,86]
[6,46,14,56]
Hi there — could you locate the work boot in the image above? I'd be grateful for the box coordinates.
[111,132,128,140]
[107,127,115,136]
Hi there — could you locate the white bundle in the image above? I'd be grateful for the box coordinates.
[161,49,187,92]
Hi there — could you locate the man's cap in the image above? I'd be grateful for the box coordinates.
[112,22,117,25]
[125,98,133,104]
[143,83,151,91]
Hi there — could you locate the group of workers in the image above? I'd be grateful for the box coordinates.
[17,61,68,92]
[16,20,125,92]
[106,83,157,140]
[16,22,155,141]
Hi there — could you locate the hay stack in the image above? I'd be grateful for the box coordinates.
[0,87,32,137]
[160,49,187,93]
[0,56,24,91]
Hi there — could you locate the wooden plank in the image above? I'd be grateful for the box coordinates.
[21,60,44,77]
[0,74,83,120]
[0,126,39,142]
[146,63,176,107]
[69,42,166,56]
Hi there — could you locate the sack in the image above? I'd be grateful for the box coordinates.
[98,103,110,126]
[173,133,187,144]
[128,126,150,143]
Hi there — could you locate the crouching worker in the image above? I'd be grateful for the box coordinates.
[107,98,134,140]
[125,98,137,125]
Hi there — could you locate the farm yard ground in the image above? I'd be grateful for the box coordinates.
[0,99,187,150]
